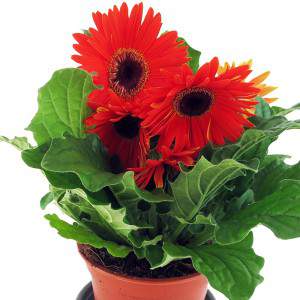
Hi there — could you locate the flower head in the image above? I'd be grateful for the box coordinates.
[72,2,188,107]
[143,58,261,150]
[130,146,195,189]
[85,96,149,169]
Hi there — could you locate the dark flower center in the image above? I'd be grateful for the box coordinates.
[113,115,141,139]
[174,87,213,116]
[109,48,149,99]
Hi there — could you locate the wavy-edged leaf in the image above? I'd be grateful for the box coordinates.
[253,114,300,132]
[213,114,300,164]
[271,103,300,116]
[164,233,264,300]
[170,157,256,221]
[57,188,164,250]
[45,214,131,257]
[253,156,300,200]
[27,68,95,144]
[110,171,173,204]
[212,129,270,163]
[0,136,32,151]
[41,135,123,192]
[58,189,137,245]
[216,180,300,244]
[134,243,170,269]
[22,143,82,189]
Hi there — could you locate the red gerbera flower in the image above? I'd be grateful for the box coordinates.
[131,146,195,189]
[72,2,188,107]
[143,58,261,151]
[85,95,149,169]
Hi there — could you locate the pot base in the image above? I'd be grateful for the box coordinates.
[77,282,216,300]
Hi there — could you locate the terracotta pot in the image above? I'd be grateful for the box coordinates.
[79,248,208,300]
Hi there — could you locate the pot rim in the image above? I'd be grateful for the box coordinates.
[78,244,204,284]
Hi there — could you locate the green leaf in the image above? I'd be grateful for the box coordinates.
[41,135,122,192]
[212,112,300,164]
[111,171,173,205]
[40,193,55,209]
[110,171,173,227]
[212,129,270,163]
[135,243,175,269]
[253,115,300,132]
[170,157,256,221]
[57,188,163,250]
[255,97,272,119]
[216,180,300,244]
[45,214,131,257]
[164,233,264,300]
[253,156,300,200]
[22,144,49,168]
[0,136,32,151]
[58,189,137,245]
[169,157,256,242]
[226,189,255,214]
[178,38,201,73]
[40,187,65,209]
[271,103,300,116]
[22,143,82,189]
[27,68,95,145]
[188,225,215,246]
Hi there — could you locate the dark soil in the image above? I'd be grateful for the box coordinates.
[79,244,197,279]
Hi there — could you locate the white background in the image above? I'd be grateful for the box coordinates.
[1,0,300,299]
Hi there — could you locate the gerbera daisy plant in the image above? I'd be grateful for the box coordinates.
[2,2,300,300]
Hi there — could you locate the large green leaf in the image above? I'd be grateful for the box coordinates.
[57,188,165,252]
[168,157,256,241]
[57,189,137,245]
[216,180,300,244]
[178,38,201,73]
[253,155,300,200]
[27,68,95,144]
[252,114,300,133]
[45,214,131,257]
[271,102,300,116]
[170,157,256,221]
[41,135,123,192]
[211,129,270,163]
[212,102,300,164]
[164,233,264,300]
[0,136,32,151]
[22,143,82,189]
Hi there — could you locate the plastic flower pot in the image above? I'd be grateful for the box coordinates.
[77,282,216,300]
[79,248,210,300]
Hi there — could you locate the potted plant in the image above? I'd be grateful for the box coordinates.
[1,2,300,300]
